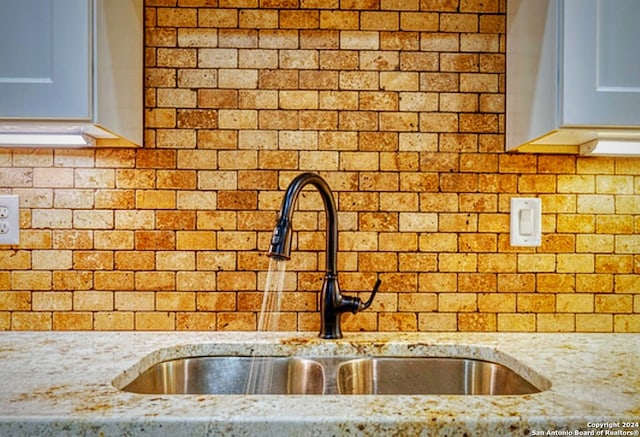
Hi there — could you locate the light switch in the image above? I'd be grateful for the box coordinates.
[519,208,533,235]
[510,198,541,246]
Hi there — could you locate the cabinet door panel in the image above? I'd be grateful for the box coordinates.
[563,0,640,126]
[597,2,640,90]
[0,0,90,119]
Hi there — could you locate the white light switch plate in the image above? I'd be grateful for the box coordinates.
[0,195,20,245]
[510,197,541,246]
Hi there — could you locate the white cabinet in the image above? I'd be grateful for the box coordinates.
[507,0,640,154]
[0,0,91,119]
[0,0,142,147]
[563,0,640,127]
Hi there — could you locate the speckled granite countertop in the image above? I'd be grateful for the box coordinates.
[0,332,638,436]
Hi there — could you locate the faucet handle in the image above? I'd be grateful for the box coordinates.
[359,277,382,311]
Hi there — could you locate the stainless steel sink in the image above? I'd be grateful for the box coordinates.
[337,357,539,395]
[121,356,544,395]
[123,356,326,395]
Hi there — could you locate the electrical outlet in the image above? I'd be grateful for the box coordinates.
[0,195,19,245]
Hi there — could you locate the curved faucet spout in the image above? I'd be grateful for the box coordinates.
[268,172,379,339]
[268,173,337,275]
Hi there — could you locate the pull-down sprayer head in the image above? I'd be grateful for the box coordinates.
[268,216,293,260]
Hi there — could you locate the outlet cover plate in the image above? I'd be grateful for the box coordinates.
[0,195,19,245]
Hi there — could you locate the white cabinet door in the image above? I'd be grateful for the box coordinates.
[0,0,91,119]
[563,0,640,126]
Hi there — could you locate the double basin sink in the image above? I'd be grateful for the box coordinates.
[122,355,545,396]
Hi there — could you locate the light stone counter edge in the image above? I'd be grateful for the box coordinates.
[0,331,638,436]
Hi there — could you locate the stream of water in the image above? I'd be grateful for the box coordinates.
[244,258,287,394]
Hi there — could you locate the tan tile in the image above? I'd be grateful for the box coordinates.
[478,254,516,272]
[20,230,53,249]
[0,251,31,270]
[557,214,595,233]
[74,291,113,311]
[518,175,555,193]
[614,315,640,333]
[12,271,52,290]
[596,175,634,194]
[517,254,556,272]
[300,30,339,50]
[135,231,176,250]
[418,313,457,331]
[537,273,575,293]
[419,233,458,252]
[156,292,196,311]
[379,312,418,331]
[114,292,154,311]
[498,154,537,174]
[459,273,496,292]
[158,8,197,27]
[115,252,155,271]
[577,194,615,214]
[398,293,437,312]
[439,213,478,233]
[217,312,256,331]
[0,313,9,330]
[53,312,93,330]
[479,14,504,33]
[94,312,134,330]
[135,312,175,330]
[477,213,509,232]
[11,312,51,330]
[340,31,380,50]
[176,312,217,330]
[53,271,93,291]
[458,313,496,331]
[458,233,497,252]
[595,254,634,274]
[135,272,175,291]
[478,292,515,312]
[0,292,31,311]
[218,29,258,49]
[280,10,319,29]
[497,313,535,332]
[218,109,258,129]
[615,275,640,293]
[557,294,594,313]
[176,28,215,48]
[518,294,555,313]
[537,314,575,332]
[576,274,613,293]
[596,215,634,234]
[280,49,319,69]
[319,10,358,29]
[157,88,197,108]
[439,293,476,312]
[557,254,594,273]
[558,175,594,193]
[595,295,632,313]
[576,314,612,332]
[576,234,613,253]
[33,168,74,188]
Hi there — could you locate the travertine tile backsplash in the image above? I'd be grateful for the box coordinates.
[0,0,638,332]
